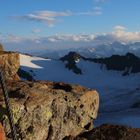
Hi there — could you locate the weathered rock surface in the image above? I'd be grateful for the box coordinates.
[73,124,140,140]
[0,51,20,80]
[0,81,99,140]
[0,43,4,51]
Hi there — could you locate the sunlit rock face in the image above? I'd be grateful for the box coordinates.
[0,81,99,140]
[0,51,20,81]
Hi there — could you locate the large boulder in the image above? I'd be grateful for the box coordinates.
[0,81,99,140]
[0,51,20,80]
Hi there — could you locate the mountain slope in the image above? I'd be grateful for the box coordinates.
[92,52,140,75]
[19,53,140,128]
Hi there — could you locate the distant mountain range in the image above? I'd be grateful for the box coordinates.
[35,41,140,59]
[60,51,140,75]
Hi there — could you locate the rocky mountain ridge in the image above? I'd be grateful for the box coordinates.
[60,51,140,75]
[60,52,83,74]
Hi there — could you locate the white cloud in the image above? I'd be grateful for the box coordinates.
[0,34,25,43]
[42,34,95,43]
[38,10,72,17]
[14,10,72,27]
[112,25,140,42]
[93,6,103,15]
[31,28,41,33]
[2,26,140,49]
[13,8,103,26]
[77,7,102,16]
[114,25,126,31]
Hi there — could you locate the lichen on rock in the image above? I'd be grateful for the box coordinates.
[0,81,99,140]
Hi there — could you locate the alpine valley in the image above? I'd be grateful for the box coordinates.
[19,47,140,128]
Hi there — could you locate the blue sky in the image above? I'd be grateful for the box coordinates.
[1,0,140,37]
[1,0,140,54]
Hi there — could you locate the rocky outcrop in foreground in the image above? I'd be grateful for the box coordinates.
[0,81,99,140]
[0,51,20,80]
[0,44,20,80]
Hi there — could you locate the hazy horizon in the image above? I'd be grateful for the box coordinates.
[1,0,140,53]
